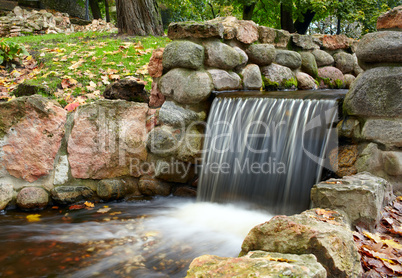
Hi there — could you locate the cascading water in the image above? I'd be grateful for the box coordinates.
[197,94,339,215]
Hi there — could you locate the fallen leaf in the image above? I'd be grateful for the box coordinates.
[64,102,80,112]
[26,214,41,222]
[97,207,111,214]
[84,201,94,208]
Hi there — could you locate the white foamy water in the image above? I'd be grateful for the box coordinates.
[25,198,272,277]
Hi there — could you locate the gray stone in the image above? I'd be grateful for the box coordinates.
[300,52,318,78]
[233,46,248,70]
[240,209,363,278]
[343,67,402,118]
[138,175,171,196]
[333,52,354,74]
[241,64,263,90]
[383,151,402,176]
[356,31,402,66]
[173,186,197,198]
[317,66,345,89]
[97,179,127,201]
[274,50,302,69]
[292,34,320,50]
[337,118,361,139]
[207,69,241,91]
[147,126,179,157]
[51,186,94,204]
[343,74,356,89]
[352,54,364,76]
[54,155,69,185]
[159,101,200,127]
[167,21,224,40]
[103,79,149,102]
[16,187,49,210]
[153,158,192,183]
[204,40,241,70]
[296,72,318,90]
[186,251,326,278]
[261,63,297,90]
[246,44,276,66]
[356,143,384,174]
[160,68,213,104]
[312,49,334,67]
[0,183,13,210]
[311,172,394,231]
[361,119,402,148]
[176,127,203,163]
[162,41,204,70]
[258,26,291,48]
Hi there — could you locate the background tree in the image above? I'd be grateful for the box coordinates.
[116,0,164,36]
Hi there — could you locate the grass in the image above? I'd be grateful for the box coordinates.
[3,31,171,107]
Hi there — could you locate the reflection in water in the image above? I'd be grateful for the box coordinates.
[0,198,271,277]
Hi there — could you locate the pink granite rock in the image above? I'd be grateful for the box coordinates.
[149,80,165,108]
[317,66,345,89]
[377,6,402,30]
[17,187,49,210]
[67,100,148,179]
[0,95,67,182]
[321,34,350,50]
[208,17,259,44]
[148,48,164,78]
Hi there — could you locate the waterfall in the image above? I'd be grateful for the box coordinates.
[197,96,338,215]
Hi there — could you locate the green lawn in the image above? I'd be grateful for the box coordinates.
[3,31,170,107]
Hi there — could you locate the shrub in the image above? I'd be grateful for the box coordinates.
[0,40,29,65]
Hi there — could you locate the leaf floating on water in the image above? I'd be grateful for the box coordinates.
[69,204,85,210]
[97,207,111,214]
[26,214,41,222]
[84,201,94,208]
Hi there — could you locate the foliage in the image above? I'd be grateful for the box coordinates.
[0,40,29,65]
[0,32,170,106]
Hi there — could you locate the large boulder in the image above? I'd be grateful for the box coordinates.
[361,119,402,148]
[232,46,248,70]
[159,101,201,128]
[246,44,276,66]
[321,34,350,51]
[356,31,402,67]
[292,34,320,50]
[240,209,363,277]
[377,5,402,30]
[0,183,13,210]
[159,68,213,104]
[97,179,127,201]
[103,79,149,102]
[261,63,297,90]
[186,251,326,278]
[274,50,302,69]
[333,52,354,74]
[167,21,224,40]
[207,69,241,91]
[208,17,259,44]
[153,158,193,183]
[0,95,67,182]
[258,26,291,48]
[138,175,171,196]
[67,100,148,179]
[383,151,402,176]
[312,49,334,67]
[176,127,203,163]
[343,67,402,117]
[203,40,241,70]
[162,41,204,71]
[147,126,179,158]
[241,64,263,90]
[300,52,318,78]
[343,74,356,89]
[51,186,94,204]
[311,172,394,231]
[16,187,49,210]
[317,66,345,89]
[296,72,318,90]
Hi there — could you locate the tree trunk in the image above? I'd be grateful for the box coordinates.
[89,0,102,19]
[116,0,164,36]
[242,3,256,20]
[104,0,110,22]
[280,3,295,33]
[294,9,315,34]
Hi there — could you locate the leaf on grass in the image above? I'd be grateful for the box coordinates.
[68,59,85,70]
[109,74,120,80]
[26,214,41,222]
[61,78,78,89]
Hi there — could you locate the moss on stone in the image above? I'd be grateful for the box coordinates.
[262,77,279,90]
[282,77,298,89]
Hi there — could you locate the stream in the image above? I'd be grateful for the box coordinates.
[0,197,272,277]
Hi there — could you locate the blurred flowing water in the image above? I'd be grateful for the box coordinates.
[197,94,339,214]
[0,198,271,277]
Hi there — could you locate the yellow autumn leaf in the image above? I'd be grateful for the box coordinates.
[84,201,94,208]
[26,214,41,222]
[382,239,402,250]
[362,230,382,244]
